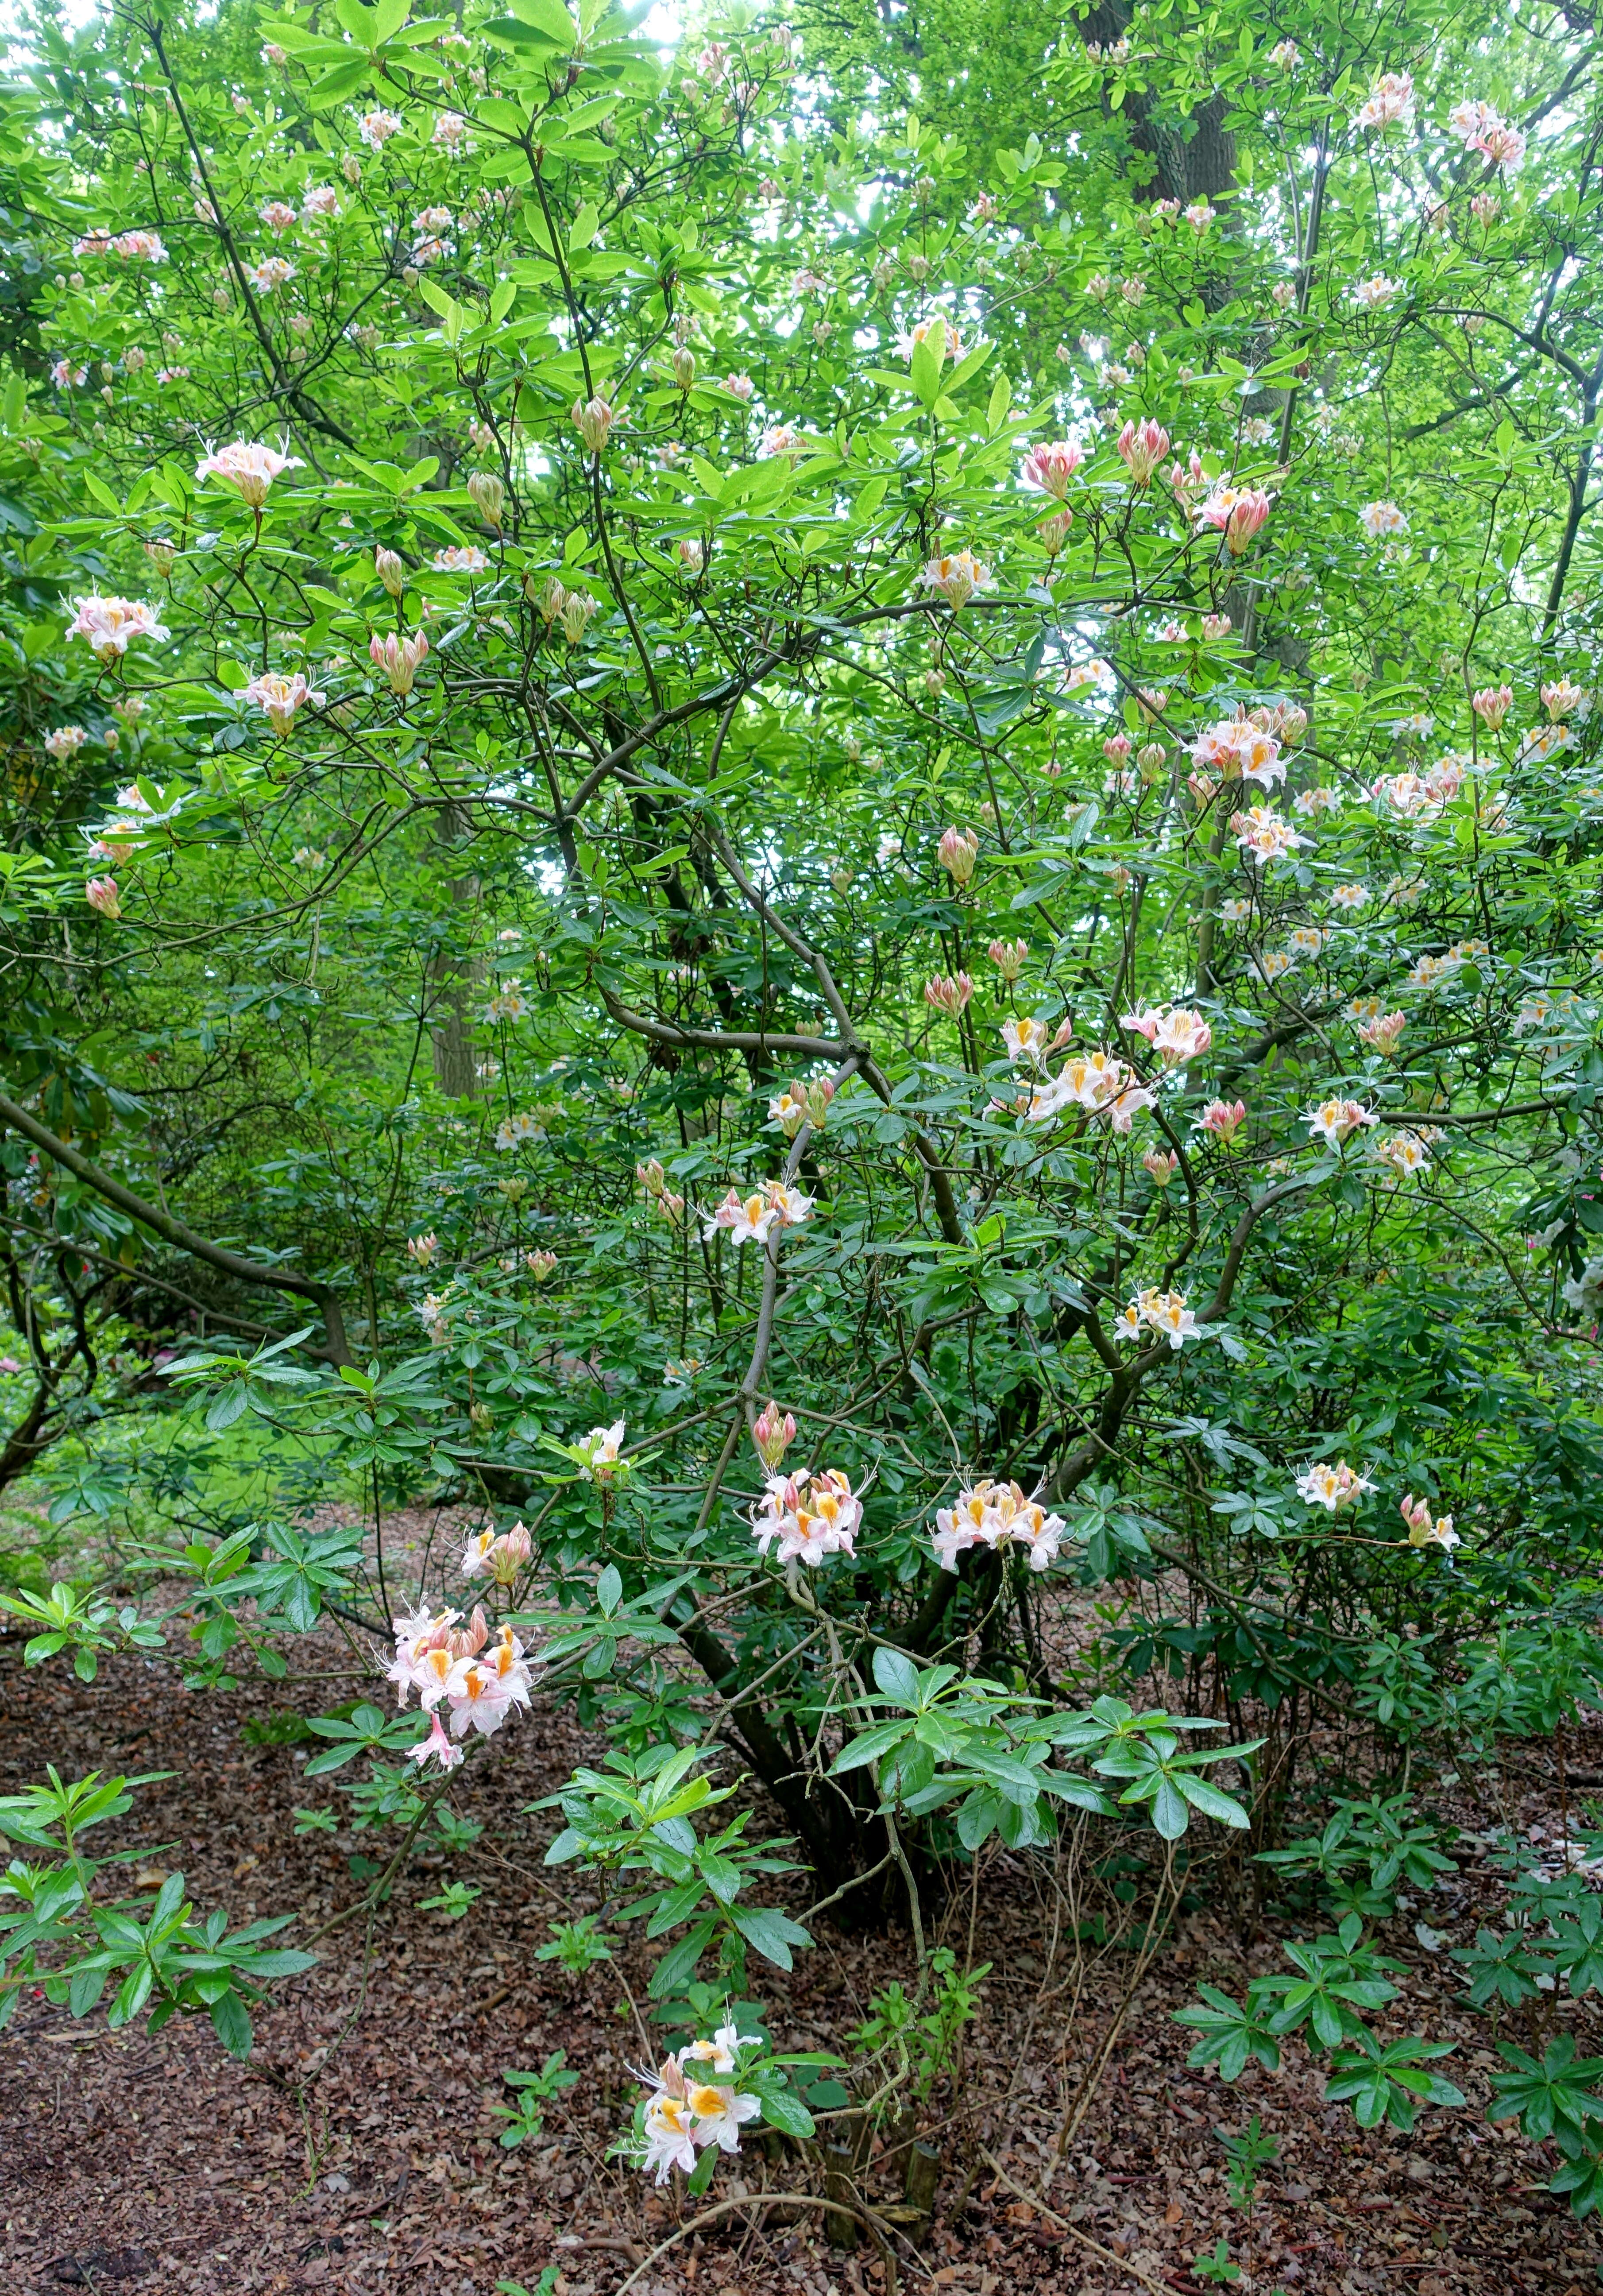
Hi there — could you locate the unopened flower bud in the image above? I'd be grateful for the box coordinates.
[572,393,617,453]
[937,825,978,887]
[558,589,596,645]
[1137,742,1167,782]
[988,938,1027,981]
[672,343,697,390]
[637,1157,666,1197]
[144,537,176,578]
[467,469,505,528]
[375,545,405,596]
[752,1399,796,1470]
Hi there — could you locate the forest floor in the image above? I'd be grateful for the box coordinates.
[3,1503,1602,2296]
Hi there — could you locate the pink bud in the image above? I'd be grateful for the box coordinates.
[1021,439,1085,499]
[923,972,974,1017]
[987,937,1027,981]
[1117,418,1170,485]
[85,875,122,918]
[753,1399,797,1469]
[1471,684,1512,728]
[937,825,978,887]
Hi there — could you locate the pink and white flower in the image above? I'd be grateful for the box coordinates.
[85,875,121,918]
[1231,804,1308,864]
[919,549,991,609]
[750,1467,861,1566]
[1198,1097,1246,1144]
[1355,72,1414,131]
[66,596,171,662]
[1021,440,1085,498]
[938,825,979,885]
[370,630,429,696]
[1306,1096,1377,1149]
[245,256,296,294]
[1399,1493,1458,1549]
[195,439,305,507]
[1358,500,1408,540]
[1197,486,1274,554]
[1117,418,1170,485]
[358,110,403,147]
[1296,1460,1375,1511]
[243,670,322,736]
[44,726,87,759]
[1358,1010,1407,1053]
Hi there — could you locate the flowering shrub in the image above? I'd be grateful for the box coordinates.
[1,0,1603,2225]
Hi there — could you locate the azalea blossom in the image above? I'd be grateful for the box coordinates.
[1003,1014,1057,1069]
[1198,486,1274,554]
[1117,418,1170,485]
[1330,883,1369,911]
[931,1478,1067,1573]
[724,372,755,401]
[1232,804,1308,864]
[259,199,298,233]
[572,394,618,453]
[1541,678,1588,721]
[1399,1493,1459,1551]
[988,937,1027,980]
[243,670,322,736]
[85,875,121,918]
[896,316,964,364]
[1358,500,1408,540]
[1358,1010,1407,1053]
[358,108,403,147]
[1471,684,1512,728]
[1199,1098,1247,1144]
[1353,274,1401,310]
[195,439,305,507]
[43,726,86,759]
[370,630,429,697]
[938,825,979,885]
[919,549,992,610]
[433,111,469,151]
[1183,201,1215,233]
[408,1709,465,1771]
[703,1183,811,1245]
[1142,1146,1179,1186]
[572,1419,626,1480]
[1191,714,1284,787]
[752,1400,796,1471]
[1374,1128,1432,1179]
[1306,1097,1378,1149]
[925,971,973,1017]
[112,230,167,262]
[1021,440,1085,498]
[433,545,489,574]
[66,595,171,663]
[750,1467,861,1566]
[1355,71,1414,131]
[51,358,89,388]
[245,256,296,294]
[1296,1460,1375,1511]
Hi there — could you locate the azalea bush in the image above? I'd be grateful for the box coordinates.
[2,0,1603,2217]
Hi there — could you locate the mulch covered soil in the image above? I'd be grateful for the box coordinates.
[3,1506,1602,2296]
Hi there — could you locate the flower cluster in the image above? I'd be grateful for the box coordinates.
[750,1467,861,1565]
[243,670,322,736]
[1230,804,1308,865]
[636,2028,761,2184]
[768,1077,834,1137]
[1190,712,1285,787]
[195,439,303,507]
[1120,1003,1213,1065]
[66,596,170,663]
[1027,1049,1153,1131]
[931,1479,1067,1572]
[1306,1097,1377,1149]
[461,1522,534,1587]
[1295,1461,1375,1512]
[1449,98,1526,174]
[1399,1494,1459,1551]
[703,1181,814,1244]
[919,549,991,609]
[1114,1287,1199,1350]
[387,1601,533,1769]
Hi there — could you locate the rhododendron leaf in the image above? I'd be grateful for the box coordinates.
[756,2083,815,2138]
[732,1905,811,1970]
[871,1646,921,1708]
